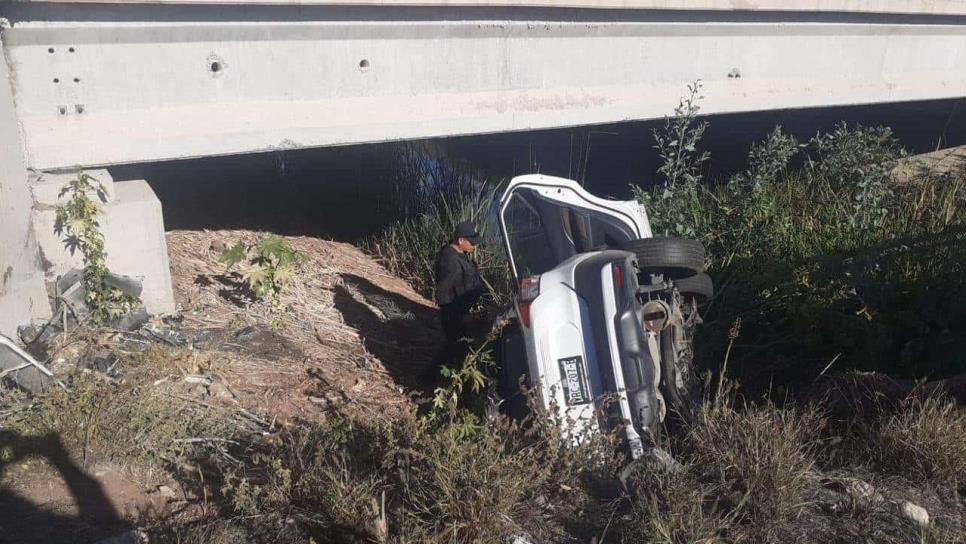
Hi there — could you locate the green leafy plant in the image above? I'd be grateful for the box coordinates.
[54,172,139,323]
[431,341,495,419]
[220,235,306,317]
[634,81,710,237]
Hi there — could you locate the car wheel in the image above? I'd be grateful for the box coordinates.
[619,237,705,278]
[673,273,714,301]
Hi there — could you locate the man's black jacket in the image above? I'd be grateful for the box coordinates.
[434,245,483,309]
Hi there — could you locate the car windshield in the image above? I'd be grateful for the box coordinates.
[502,187,638,278]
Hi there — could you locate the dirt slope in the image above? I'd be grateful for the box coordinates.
[166,229,445,422]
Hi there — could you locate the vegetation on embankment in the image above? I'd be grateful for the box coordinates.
[4,346,964,542]
[636,91,966,389]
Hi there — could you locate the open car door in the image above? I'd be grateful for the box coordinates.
[498,174,652,281]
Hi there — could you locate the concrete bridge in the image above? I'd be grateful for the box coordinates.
[2,0,966,336]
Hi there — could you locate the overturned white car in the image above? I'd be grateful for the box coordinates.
[494,175,712,459]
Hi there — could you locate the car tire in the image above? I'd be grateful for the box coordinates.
[619,237,705,278]
[673,273,714,301]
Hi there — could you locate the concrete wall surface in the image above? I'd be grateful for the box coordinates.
[3,9,965,170]
[0,36,51,339]
[15,0,966,16]
[31,174,177,315]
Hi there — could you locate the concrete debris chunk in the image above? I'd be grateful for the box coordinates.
[105,272,144,298]
[0,334,61,394]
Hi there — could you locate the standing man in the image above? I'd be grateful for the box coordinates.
[435,221,484,368]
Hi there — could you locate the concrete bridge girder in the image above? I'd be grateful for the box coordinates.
[2,9,966,169]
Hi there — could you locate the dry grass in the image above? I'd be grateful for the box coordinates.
[619,464,730,544]
[685,402,825,535]
[864,395,966,488]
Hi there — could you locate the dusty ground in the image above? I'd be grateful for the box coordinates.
[165,229,445,421]
[1,229,447,543]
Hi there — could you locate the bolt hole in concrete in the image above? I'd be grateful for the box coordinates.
[53,78,59,83]
[57,106,67,115]
[359,58,370,71]
[68,46,75,53]
[74,104,84,114]
[47,47,54,53]
[73,77,80,83]
[210,61,222,73]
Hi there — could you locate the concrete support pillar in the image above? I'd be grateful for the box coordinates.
[30,170,176,315]
[0,33,51,338]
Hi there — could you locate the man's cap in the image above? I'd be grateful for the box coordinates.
[454,221,481,243]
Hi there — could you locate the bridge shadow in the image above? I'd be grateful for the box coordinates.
[332,273,445,395]
[0,431,129,544]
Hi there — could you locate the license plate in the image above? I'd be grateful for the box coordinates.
[558,355,591,406]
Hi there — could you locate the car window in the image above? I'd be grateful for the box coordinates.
[503,191,559,277]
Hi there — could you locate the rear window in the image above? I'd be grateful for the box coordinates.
[502,192,559,277]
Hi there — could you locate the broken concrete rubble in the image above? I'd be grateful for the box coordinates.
[0,333,62,394]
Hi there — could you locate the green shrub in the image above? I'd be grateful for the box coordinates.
[220,235,306,322]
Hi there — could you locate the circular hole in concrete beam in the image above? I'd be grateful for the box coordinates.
[210,61,222,73]
[58,106,67,115]
[74,77,80,83]
[359,59,370,72]
[48,48,55,54]
[75,104,85,114]
[69,47,75,53]
[53,78,60,83]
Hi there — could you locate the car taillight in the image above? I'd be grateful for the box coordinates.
[518,276,540,328]
[613,263,624,290]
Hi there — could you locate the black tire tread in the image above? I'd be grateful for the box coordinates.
[619,237,705,274]
[673,273,714,300]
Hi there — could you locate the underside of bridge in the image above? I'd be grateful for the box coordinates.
[1,0,965,336]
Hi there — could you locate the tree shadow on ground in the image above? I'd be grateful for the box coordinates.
[332,273,445,395]
[0,430,129,544]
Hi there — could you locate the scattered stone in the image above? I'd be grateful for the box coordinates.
[308,396,326,404]
[207,381,235,399]
[184,374,214,386]
[900,501,930,527]
[846,479,876,499]
[109,307,150,332]
[157,485,177,499]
